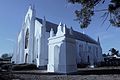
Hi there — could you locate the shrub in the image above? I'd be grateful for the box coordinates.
[12,64,38,71]
[1,64,12,71]
[77,63,89,68]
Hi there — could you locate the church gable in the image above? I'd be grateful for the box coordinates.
[24,6,35,24]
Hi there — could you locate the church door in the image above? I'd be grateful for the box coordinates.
[25,53,28,63]
[87,56,90,65]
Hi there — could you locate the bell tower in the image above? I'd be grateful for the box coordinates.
[23,5,36,63]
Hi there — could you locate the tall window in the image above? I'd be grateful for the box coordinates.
[37,39,39,58]
[25,29,29,49]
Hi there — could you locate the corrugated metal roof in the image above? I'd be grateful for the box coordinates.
[36,18,57,33]
[36,17,98,44]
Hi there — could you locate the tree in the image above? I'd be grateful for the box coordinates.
[1,53,12,60]
[1,53,9,59]
[109,48,119,56]
[67,0,120,28]
[102,53,107,57]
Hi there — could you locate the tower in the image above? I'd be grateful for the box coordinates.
[23,5,36,63]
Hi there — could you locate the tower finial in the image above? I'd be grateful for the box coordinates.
[97,36,100,45]
[56,22,64,35]
[29,4,32,9]
[43,16,46,21]
[70,26,73,35]
[50,28,54,37]
[42,16,46,26]
[63,24,67,34]
[59,22,63,26]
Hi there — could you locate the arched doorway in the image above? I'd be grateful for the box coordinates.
[54,45,60,72]
[25,53,28,63]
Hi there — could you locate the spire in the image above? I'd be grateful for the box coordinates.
[29,5,32,9]
[25,5,36,22]
[32,4,36,18]
[58,22,63,32]
[50,28,55,37]
[43,16,46,21]
[28,4,35,13]
[97,36,100,45]
[63,24,67,34]
[56,22,64,35]
[42,16,46,26]
[59,22,63,26]
[41,16,46,33]
[70,26,73,35]
[29,4,35,10]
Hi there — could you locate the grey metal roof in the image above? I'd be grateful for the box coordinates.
[67,29,98,44]
[36,18,57,33]
[36,17,98,45]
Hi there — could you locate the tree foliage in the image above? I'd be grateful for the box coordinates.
[67,0,120,28]
[109,48,119,56]
[1,53,12,59]
[1,53,9,59]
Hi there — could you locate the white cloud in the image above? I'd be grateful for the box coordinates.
[6,38,15,43]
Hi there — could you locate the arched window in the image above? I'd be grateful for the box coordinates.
[25,29,29,49]
[36,39,39,58]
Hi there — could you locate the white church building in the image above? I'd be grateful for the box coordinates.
[12,6,103,73]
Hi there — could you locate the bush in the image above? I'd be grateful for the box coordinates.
[77,63,89,68]
[96,61,106,67]
[12,64,38,71]
[1,64,12,71]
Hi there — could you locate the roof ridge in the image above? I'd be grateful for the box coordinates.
[36,17,98,45]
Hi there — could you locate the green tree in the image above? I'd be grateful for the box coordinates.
[102,53,107,57]
[1,53,12,60]
[109,48,119,56]
[67,0,120,28]
[1,53,9,59]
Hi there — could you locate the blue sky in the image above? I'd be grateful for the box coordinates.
[0,0,120,54]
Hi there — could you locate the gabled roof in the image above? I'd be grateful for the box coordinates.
[36,17,57,33]
[67,29,98,44]
[36,17,98,45]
